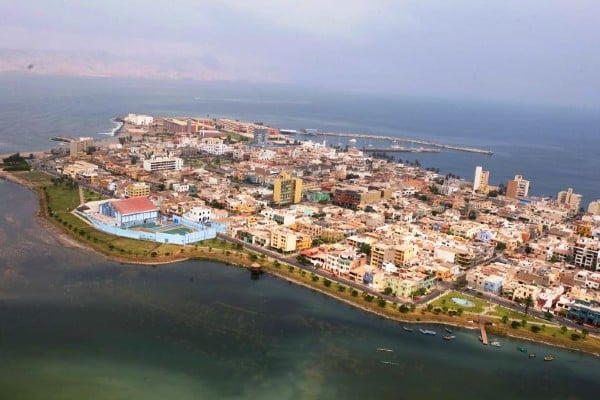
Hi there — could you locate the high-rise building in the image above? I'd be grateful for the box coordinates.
[506,175,530,199]
[254,127,268,146]
[126,182,151,198]
[273,173,303,206]
[588,200,600,215]
[473,166,490,193]
[557,188,583,212]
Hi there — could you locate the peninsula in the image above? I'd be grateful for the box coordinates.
[2,113,599,356]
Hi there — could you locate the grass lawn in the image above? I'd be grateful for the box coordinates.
[83,188,108,202]
[430,291,489,313]
[17,170,53,185]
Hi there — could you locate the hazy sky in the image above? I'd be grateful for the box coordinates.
[1,0,598,106]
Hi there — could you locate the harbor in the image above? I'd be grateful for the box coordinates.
[317,131,494,155]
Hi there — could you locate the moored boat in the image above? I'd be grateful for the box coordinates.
[445,327,453,334]
[443,335,456,341]
[419,329,437,335]
[518,347,528,353]
[529,353,536,359]
[402,326,414,332]
[380,361,398,365]
[544,356,554,362]
[376,348,393,352]
[490,341,501,347]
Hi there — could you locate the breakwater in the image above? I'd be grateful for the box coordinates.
[319,131,493,155]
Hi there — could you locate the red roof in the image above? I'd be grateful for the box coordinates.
[112,197,158,215]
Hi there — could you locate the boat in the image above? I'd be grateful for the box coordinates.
[402,326,414,332]
[444,327,453,334]
[490,341,501,347]
[380,361,398,366]
[517,347,528,353]
[443,335,456,341]
[544,356,554,362]
[376,348,393,352]
[419,329,437,335]
[529,353,536,358]
[349,138,357,143]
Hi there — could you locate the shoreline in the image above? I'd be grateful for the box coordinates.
[1,169,599,357]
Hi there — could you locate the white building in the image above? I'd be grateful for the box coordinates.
[143,157,183,172]
[186,206,212,223]
[124,114,154,126]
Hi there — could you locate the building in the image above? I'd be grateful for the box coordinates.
[557,188,582,212]
[143,157,183,172]
[99,197,159,228]
[254,127,268,146]
[332,186,382,210]
[588,200,600,215]
[163,118,188,134]
[124,114,153,126]
[126,182,150,198]
[473,166,490,194]
[270,228,297,253]
[573,237,600,271]
[567,300,600,326]
[185,206,212,223]
[273,173,303,206]
[506,175,530,199]
[69,137,94,158]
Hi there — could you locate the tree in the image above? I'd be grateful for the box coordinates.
[582,328,589,338]
[511,321,520,329]
[524,294,534,315]
[502,315,509,324]
[530,325,541,333]
[384,287,393,296]
[399,304,410,313]
[359,243,372,256]
[426,304,433,312]
[560,326,568,334]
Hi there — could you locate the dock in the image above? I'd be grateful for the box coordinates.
[319,131,493,155]
[479,321,488,345]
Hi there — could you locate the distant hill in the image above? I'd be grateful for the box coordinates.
[0,48,273,82]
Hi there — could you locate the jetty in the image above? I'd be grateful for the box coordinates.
[479,321,488,345]
[51,136,77,143]
[319,131,493,155]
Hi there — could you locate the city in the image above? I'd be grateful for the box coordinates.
[8,113,599,340]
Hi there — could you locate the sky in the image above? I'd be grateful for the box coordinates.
[1,0,599,106]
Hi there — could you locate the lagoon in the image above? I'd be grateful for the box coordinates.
[1,180,599,399]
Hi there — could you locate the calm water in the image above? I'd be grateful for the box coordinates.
[1,74,599,203]
[1,181,599,399]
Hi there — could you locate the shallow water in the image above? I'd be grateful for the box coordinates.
[0,181,598,399]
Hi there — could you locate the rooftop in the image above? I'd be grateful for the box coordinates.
[112,197,158,215]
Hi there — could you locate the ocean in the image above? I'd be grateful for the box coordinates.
[1,73,599,204]
[0,181,599,399]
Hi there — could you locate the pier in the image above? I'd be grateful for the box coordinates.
[479,321,488,345]
[51,136,77,143]
[319,132,493,155]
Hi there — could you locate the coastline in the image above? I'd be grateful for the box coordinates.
[1,169,599,357]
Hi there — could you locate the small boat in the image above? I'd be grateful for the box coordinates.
[544,356,554,362]
[445,327,453,334]
[380,361,398,366]
[518,347,528,353]
[349,138,357,143]
[529,353,536,359]
[376,348,393,352]
[402,326,414,332]
[443,335,456,341]
[419,329,437,335]
[490,341,501,347]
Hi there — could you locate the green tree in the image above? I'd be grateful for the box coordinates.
[359,243,372,256]
[502,315,509,324]
[384,287,393,296]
